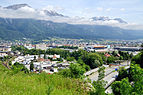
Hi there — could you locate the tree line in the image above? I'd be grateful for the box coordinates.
[112,50,143,95]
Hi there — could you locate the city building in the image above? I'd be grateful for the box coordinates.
[35,43,47,50]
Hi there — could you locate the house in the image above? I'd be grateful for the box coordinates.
[0,45,11,52]
[35,44,47,50]
[104,53,111,57]
[33,62,52,71]
[53,54,60,59]
[24,44,35,49]
[0,51,8,57]
[40,54,60,59]
[57,63,70,68]
[12,55,39,65]
[38,58,45,62]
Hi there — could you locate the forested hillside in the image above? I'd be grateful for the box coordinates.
[0,18,143,40]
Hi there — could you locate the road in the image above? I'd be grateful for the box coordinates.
[85,60,130,93]
[88,66,120,82]
[87,61,130,82]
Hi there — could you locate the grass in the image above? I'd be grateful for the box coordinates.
[0,63,89,95]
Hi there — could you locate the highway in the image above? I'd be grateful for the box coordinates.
[86,61,130,93]
[88,66,119,82]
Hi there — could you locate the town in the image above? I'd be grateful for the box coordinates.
[0,40,142,73]
[1,0,143,95]
[0,39,143,94]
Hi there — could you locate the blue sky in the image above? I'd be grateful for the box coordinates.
[1,0,143,24]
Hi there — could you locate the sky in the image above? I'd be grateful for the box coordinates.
[0,0,143,24]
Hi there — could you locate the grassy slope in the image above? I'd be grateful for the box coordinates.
[0,63,88,95]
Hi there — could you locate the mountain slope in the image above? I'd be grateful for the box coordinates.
[0,17,143,40]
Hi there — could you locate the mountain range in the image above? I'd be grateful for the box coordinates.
[0,4,143,40]
[92,17,127,24]
[3,4,66,17]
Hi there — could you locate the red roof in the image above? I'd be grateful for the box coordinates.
[45,59,51,62]
[104,53,111,57]
[53,55,57,58]
[38,58,45,62]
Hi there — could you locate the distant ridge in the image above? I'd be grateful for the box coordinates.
[0,17,143,40]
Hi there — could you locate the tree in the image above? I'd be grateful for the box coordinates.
[120,78,132,95]
[38,54,41,58]
[90,66,106,95]
[94,60,101,68]
[77,58,90,71]
[98,66,105,81]
[112,51,118,56]
[69,63,86,78]
[44,53,47,59]
[107,56,115,63]
[112,78,132,95]
[82,53,103,69]
[116,67,128,81]
[58,69,71,78]
[91,80,106,95]
[12,62,29,73]
[112,81,121,95]
[8,61,12,66]
[141,44,143,47]
[66,57,75,61]
[71,49,88,60]
[119,56,123,60]
[59,63,86,78]
[112,64,143,95]
[34,56,36,61]
[30,61,34,71]
[131,51,143,68]
[129,64,143,94]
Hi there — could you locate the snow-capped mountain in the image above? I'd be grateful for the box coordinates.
[113,18,127,24]
[40,10,65,17]
[92,16,127,24]
[0,3,142,30]
[0,4,142,40]
[4,4,65,17]
[4,4,31,10]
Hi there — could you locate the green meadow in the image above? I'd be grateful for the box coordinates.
[0,63,88,95]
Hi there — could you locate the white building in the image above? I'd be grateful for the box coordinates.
[24,44,35,50]
[12,55,39,65]
[40,54,60,59]
[35,44,47,50]
[0,51,8,57]
[0,46,11,52]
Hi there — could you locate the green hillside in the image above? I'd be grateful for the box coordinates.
[0,63,88,95]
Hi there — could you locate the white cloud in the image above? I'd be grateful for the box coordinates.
[120,8,125,11]
[42,5,63,12]
[0,6,143,30]
[18,6,36,13]
[106,8,111,12]
[96,7,103,11]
